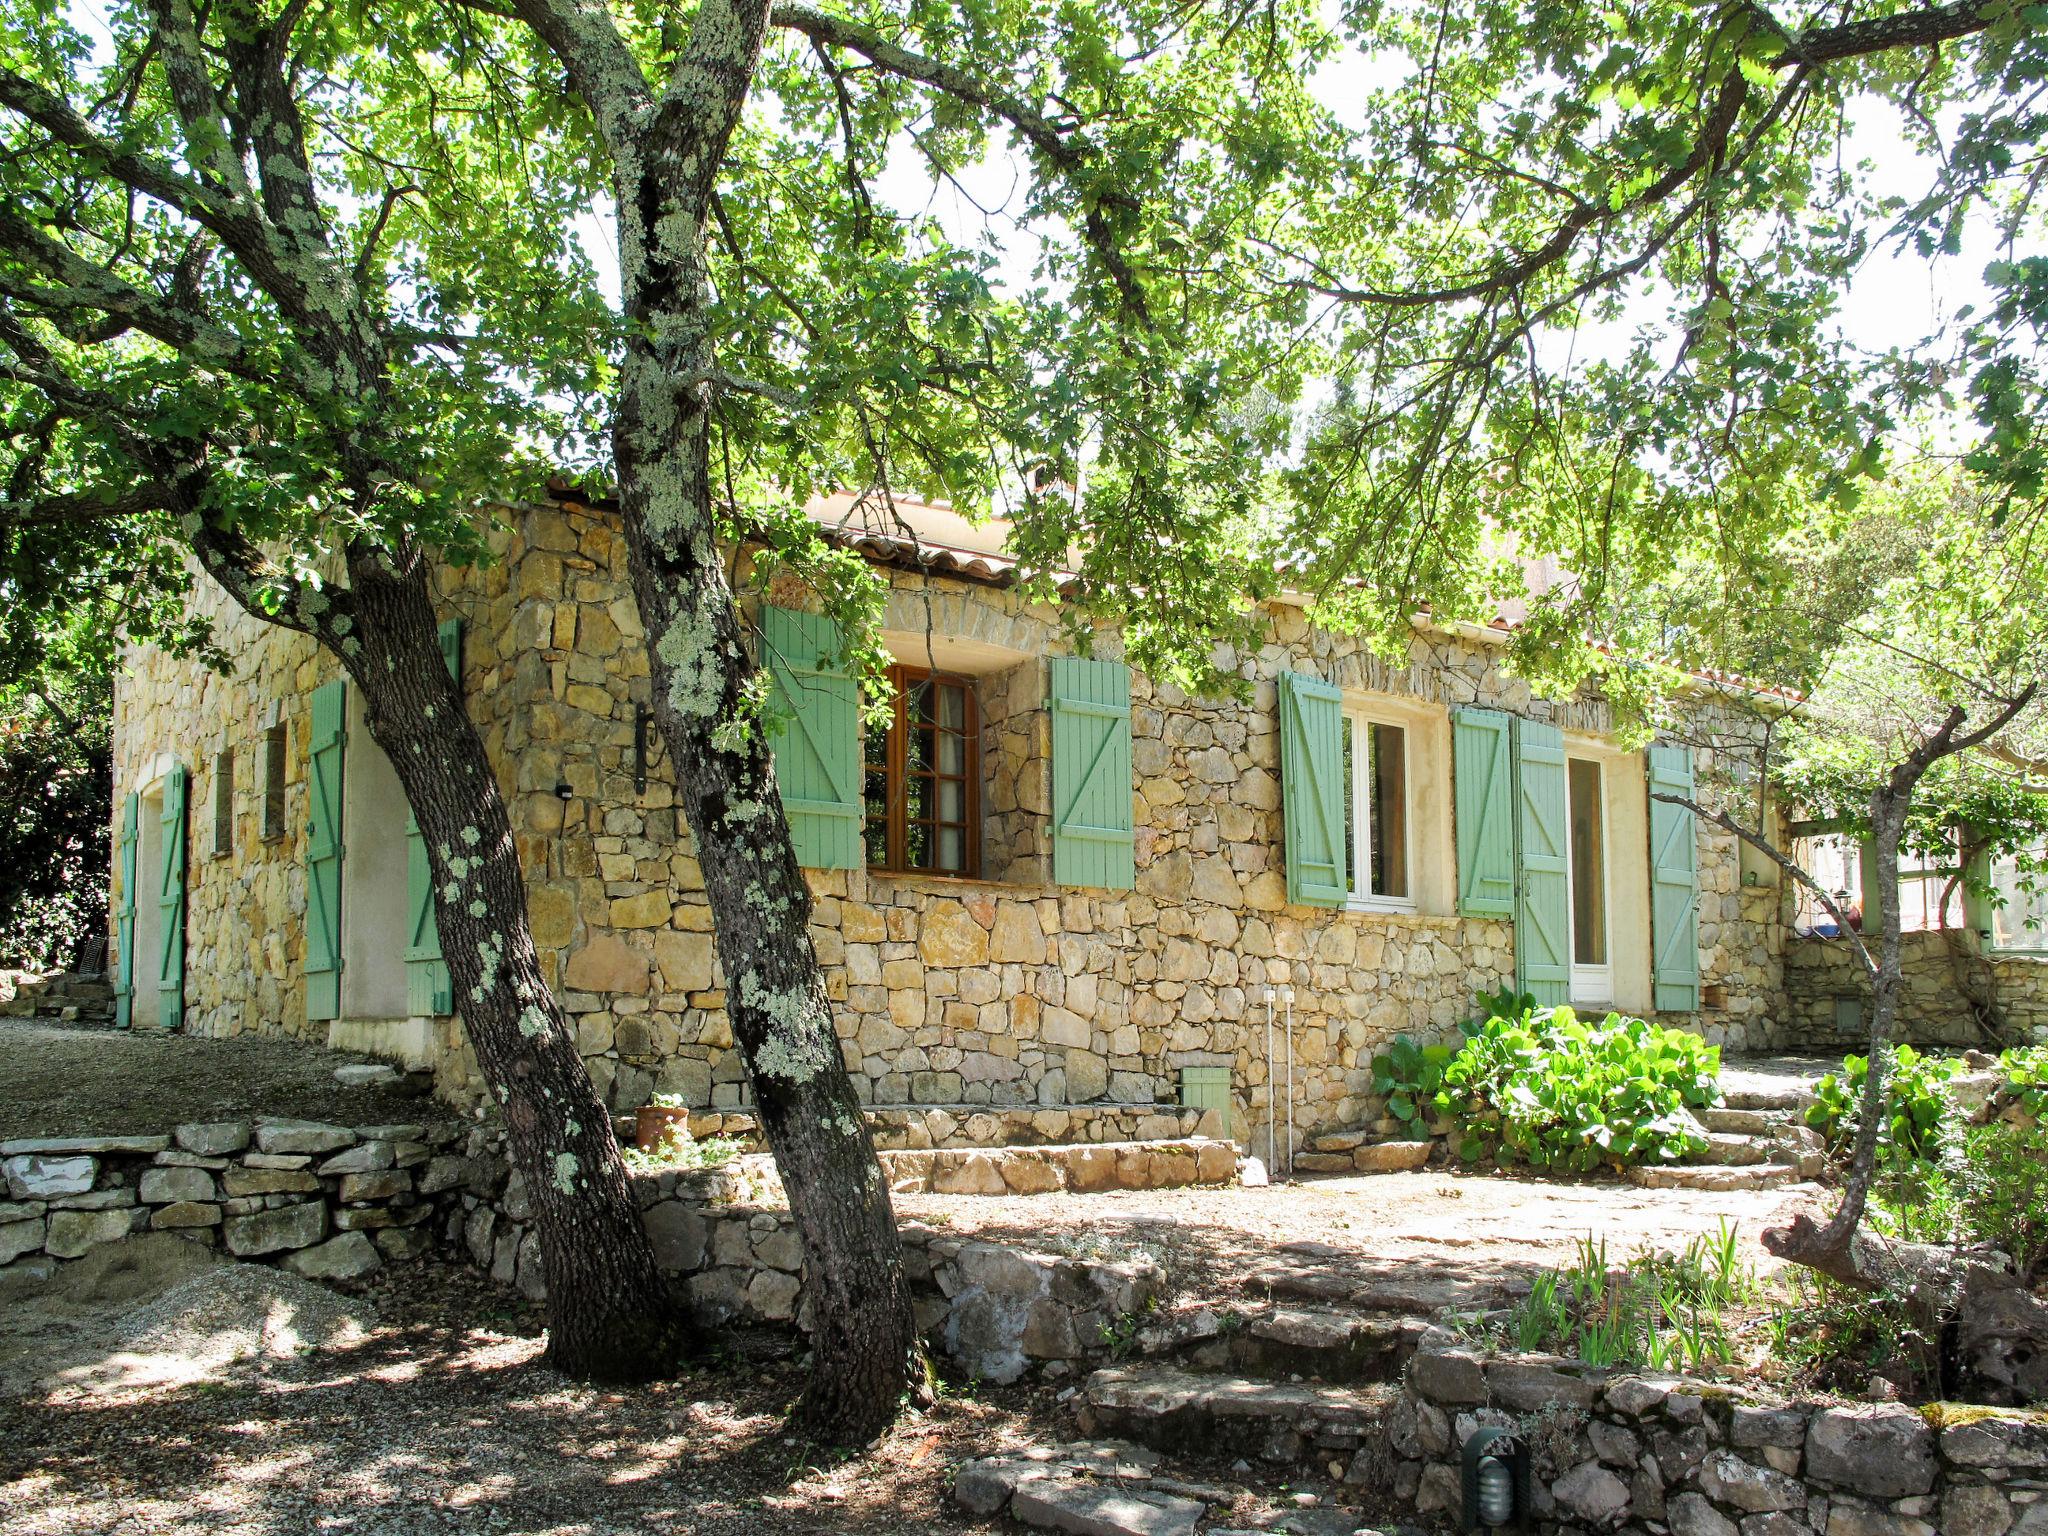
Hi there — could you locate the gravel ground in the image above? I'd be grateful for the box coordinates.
[0,1255,1020,1536]
[0,1020,444,1139]
[898,1166,1825,1303]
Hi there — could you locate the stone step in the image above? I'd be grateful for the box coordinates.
[1626,1162,1808,1192]
[1721,1083,1817,1114]
[1242,1247,1520,1315]
[1078,1364,1396,1466]
[878,1138,1238,1196]
[1135,1302,1426,1385]
[1697,1106,1795,1136]
[1687,1131,1773,1167]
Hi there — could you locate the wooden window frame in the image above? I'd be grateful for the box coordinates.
[865,664,981,878]
[1341,710,1415,911]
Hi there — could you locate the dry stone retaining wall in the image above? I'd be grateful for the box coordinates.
[1784,930,2048,1049]
[0,1116,470,1284]
[1394,1330,2048,1535]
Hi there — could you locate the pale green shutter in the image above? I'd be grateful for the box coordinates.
[1278,671,1347,906]
[1049,657,1134,890]
[1648,744,1702,1011]
[761,606,860,869]
[305,679,346,1022]
[156,763,188,1030]
[113,791,138,1028]
[406,619,462,1015]
[1514,718,1570,1006]
[1453,708,1515,916]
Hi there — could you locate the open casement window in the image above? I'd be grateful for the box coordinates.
[113,791,138,1028]
[864,665,980,877]
[1279,671,1347,906]
[1514,719,1571,1007]
[304,679,346,1023]
[404,618,462,1017]
[1341,713,1411,906]
[1048,658,1134,891]
[1647,745,1702,1011]
[761,605,862,870]
[1452,708,1515,916]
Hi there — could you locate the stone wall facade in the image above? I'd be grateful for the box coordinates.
[111,499,1791,1154]
[1,1116,467,1284]
[1783,931,2048,1050]
[1394,1329,2048,1536]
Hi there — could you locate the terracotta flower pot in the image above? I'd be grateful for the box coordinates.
[635,1104,692,1151]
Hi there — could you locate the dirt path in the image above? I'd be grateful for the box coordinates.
[0,1020,443,1140]
[898,1167,1826,1305]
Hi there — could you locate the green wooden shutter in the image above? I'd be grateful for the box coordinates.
[1453,708,1516,916]
[1514,718,1570,1006]
[156,763,188,1030]
[1648,744,1702,1011]
[761,605,860,869]
[1278,671,1347,907]
[113,791,138,1028]
[1049,657,1134,890]
[305,679,346,1022]
[406,619,462,1016]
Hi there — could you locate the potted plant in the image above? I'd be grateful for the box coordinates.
[636,1092,695,1153]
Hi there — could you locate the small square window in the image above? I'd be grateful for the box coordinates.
[261,723,287,841]
[212,747,234,858]
[1341,714,1410,904]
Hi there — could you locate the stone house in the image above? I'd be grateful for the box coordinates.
[108,494,1798,1151]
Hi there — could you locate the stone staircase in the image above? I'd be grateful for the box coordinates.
[1068,1248,1525,1479]
[1,970,115,1025]
[1627,1080,1828,1192]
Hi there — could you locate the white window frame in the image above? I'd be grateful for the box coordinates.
[1343,709,1417,913]
[1566,754,1614,1005]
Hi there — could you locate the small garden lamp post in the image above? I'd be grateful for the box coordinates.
[1461,1427,1530,1533]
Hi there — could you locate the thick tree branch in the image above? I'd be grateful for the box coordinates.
[1652,787,1879,979]
[1777,0,2003,66]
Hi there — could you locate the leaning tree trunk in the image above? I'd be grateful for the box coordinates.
[613,400,923,1440]
[199,532,688,1382]
[592,0,923,1444]
[1767,785,1915,1272]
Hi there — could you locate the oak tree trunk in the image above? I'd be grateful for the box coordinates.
[218,542,689,1382]
[613,400,924,1440]
[594,0,924,1443]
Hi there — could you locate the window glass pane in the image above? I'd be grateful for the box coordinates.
[1992,851,2048,949]
[908,679,935,723]
[937,827,964,872]
[904,774,930,825]
[937,779,964,823]
[1568,758,1607,965]
[905,819,931,869]
[1341,716,1358,899]
[1369,723,1407,898]
[907,726,933,773]
[937,731,965,775]
[864,768,890,867]
[938,684,966,730]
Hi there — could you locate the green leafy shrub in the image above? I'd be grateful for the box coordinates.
[1432,1002,1721,1171]
[1369,1034,1455,1138]
[1804,1045,1960,1163]
[1999,1046,2048,1119]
